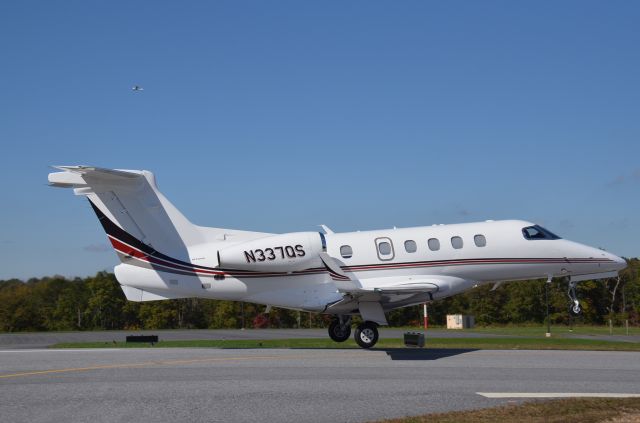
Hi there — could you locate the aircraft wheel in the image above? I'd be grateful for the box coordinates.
[354,321,379,349]
[569,302,582,316]
[328,319,351,343]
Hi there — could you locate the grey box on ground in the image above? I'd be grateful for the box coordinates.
[404,332,425,347]
[126,335,159,343]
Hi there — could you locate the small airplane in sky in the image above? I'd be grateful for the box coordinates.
[132,85,144,92]
[49,166,627,348]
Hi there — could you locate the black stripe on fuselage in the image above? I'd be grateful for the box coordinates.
[87,198,323,277]
[89,199,232,271]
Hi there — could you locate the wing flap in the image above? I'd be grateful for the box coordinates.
[338,274,474,296]
[372,281,440,294]
[358,276,441,294]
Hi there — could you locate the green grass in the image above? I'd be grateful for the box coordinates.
[392,324,639,337]
[374,398,640,423]
[421,337,640,351]
[50,336,640,351]
[465,324,638,337]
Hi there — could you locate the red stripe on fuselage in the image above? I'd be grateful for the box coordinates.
[107,235,614,279]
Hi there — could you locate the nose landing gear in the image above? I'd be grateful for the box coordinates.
[568,278,581,316]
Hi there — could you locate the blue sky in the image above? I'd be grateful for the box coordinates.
[1,1,638,280]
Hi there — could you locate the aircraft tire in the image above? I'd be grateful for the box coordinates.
[354,321,379,349]
[569,303,582,316]
[328,319,351,343]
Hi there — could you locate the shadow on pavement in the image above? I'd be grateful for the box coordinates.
[381,348,478,360]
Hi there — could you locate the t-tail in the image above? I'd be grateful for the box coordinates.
[49,166,206,260]
[48,165,270,300]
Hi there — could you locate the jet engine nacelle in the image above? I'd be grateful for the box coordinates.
[217,232,325,272]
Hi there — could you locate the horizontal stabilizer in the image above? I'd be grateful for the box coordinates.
[48,166,143,188]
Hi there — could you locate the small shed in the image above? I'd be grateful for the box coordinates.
[446,314,475,329]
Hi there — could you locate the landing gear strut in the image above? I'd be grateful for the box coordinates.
[328,316,351,342]
[567,277,581,316]
[354,321,379,349]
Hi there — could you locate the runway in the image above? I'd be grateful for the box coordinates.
[1,348,639,423]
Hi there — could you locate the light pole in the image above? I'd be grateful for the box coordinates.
[546,276,552,337]
[240,302,245,330]
[423,303,428,331]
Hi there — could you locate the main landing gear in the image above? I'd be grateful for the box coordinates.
[327,317,380,349]
[328,316,351,342]
[567,277,581,316]
[354,321,379,349]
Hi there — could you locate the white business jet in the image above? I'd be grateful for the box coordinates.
[49,166,626,348]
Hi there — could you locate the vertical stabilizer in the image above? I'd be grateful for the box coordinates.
[49,165,273,269]
[49,166,202,261]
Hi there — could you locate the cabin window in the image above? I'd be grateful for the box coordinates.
[451,236,463,249]
[474,234,487,247]
[522,225,561,240]
[428,238,440,251]
[375,237,395,261]
[404,240,417,253]
[340,245,353,259]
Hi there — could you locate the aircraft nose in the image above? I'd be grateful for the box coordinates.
[611,253,627,271]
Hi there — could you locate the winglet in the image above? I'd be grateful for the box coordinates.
[319,224,334,234]
[319,252,360,291]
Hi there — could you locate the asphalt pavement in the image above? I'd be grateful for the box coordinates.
[1,348,639,423]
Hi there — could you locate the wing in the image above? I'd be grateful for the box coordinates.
[319,253,475,322]
[319,252,464,295]
[359,276,440,294]
[325,273,472,316]
[321,253,473,315]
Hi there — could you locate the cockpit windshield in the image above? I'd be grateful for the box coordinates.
[522,225,561,240]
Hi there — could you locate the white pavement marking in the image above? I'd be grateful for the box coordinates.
[477,392,640,399]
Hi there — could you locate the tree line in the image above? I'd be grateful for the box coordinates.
[0,258,638,332]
